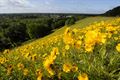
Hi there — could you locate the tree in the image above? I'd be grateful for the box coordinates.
[0,35,12,51]
[27,23,51,39]
[65,18,75,26]
[4,23,29,44]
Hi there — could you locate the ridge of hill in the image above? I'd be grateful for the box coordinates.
[105,6,120,16]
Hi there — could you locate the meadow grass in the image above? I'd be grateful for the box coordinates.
[22,17,115,46]
[0,17,120,80]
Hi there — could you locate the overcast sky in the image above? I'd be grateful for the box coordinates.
[0,0,120,14]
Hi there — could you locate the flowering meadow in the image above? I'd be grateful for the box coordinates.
[0,18,120,80]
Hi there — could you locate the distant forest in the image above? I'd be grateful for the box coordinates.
[0,13,87,51]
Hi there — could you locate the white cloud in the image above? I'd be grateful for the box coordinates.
[0,0,8,7]
[0,0,33,8]
[0,0,36,13]
[10,0,34,8]
[44,0,54,5]
[0,0,64,13]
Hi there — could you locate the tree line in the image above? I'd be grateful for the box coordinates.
[0,15,86,51]
[104,6,120,16]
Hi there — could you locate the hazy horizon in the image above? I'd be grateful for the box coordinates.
[0,0,120,14]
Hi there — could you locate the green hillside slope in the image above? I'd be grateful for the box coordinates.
[0,17,119,80]
[23,17,115,46]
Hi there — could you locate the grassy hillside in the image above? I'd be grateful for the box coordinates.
[0,17,120,80]
[22,17,115,45]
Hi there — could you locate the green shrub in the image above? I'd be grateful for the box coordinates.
[27,23,51,39]
[4,23,29,44]
[65,18,75,26]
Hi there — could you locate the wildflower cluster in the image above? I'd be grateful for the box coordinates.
[0,18,120,80]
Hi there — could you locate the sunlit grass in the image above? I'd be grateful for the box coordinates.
[0,17,120,80]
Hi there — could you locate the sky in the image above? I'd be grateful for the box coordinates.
[0,0,120,14]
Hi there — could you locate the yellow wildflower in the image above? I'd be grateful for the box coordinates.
[43,57,55,75]
[85,30,98,44]
[7,65,13,76]
[58,72,62,79]
[0,57,7,64]
[64,27,70,35]
[17,63,24,70]
[75,40,82,49]
[63,34,74,44]
[114,31,118,34]
[3,49,10,54]
[24,52,30,58]
[78,73,89,80]
[23,68,29,76]
[96,33,106,44]
[114,37,118,41]
[106,26,116,32]
[116,43,120,52]
[65,45,70,50]
[107,33,112,38]
[85,45,93,52]
[42,53,47,58]
[43,47,59,76]
[31,54,37,61]
[37,76,42,80]
[51,47,59,55]
[63,28,74,44]
[63,63,72,73]
[71,65,78,72]
[78,36,83,40]
[36,69,42,80]
[47,67,55,76]
[72,28,78,34]
[85,30,106,52]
